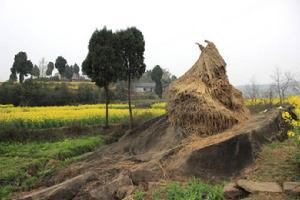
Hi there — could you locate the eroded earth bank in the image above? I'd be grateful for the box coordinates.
[17,41,290,200]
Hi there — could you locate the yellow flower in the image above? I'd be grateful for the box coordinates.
[291,120,299,127]
[0,104,166,129]
[287,131,296,137]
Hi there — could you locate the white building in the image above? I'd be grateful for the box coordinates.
[134,82,155,93]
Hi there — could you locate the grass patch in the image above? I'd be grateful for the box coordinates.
[149,180,223,200]
[0,136,103,200]
[244,139,300,182]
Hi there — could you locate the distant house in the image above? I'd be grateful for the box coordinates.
[134,82,155,93]
[53,73,61,79]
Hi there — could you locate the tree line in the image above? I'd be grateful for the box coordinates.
[243,68,299,105]
[9,53,81,82]
[4,26,177,129]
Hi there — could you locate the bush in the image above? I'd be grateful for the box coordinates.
[0,80,103,106]
[152,180,224,200]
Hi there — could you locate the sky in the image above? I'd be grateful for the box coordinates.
[0,0,300,85]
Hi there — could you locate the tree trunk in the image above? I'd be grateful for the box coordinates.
[128,74,133,129]
[19,73,24,83]
[104,85,109,128]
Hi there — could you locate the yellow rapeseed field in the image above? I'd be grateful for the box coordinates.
[0,104,165,129]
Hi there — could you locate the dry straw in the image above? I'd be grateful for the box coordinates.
[167,40,250,136]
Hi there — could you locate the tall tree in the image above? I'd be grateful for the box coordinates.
[82,27,121,128]
[64,65,74,81]
[116,27,146,128]
[46,62,54,76]
[55,56,67,79]
[11,52,33,83]
[271,68,294,104]
[73,63,80,79]
[31,65,40,78]
[151,65,163,98]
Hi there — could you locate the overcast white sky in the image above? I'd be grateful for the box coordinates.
[0,0,299,85]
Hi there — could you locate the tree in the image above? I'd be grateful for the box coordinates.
[245,76,259,104]
[64,65,74,81]
[271,68,294,104]
[55,56,67,79]
[116,27,146,128]
[38,58,47,78]
[31,65,40,78]
[151,65,163,98]
[82,27,121,128]
[73,63,80,79]
[138,70,152,82]
[9,68,17,82]
[11,52,33,83]
[46,62,54,76]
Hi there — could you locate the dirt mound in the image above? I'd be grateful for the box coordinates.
[167,40,250,136]
[16,109,289,200]
[15,42,290,200]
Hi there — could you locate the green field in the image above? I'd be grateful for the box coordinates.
[0,136,103,199]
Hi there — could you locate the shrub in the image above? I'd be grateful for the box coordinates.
[152,180,224,200]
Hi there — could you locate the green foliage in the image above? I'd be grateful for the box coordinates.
[116,27,146,80]
[151,65,163,98]
[64,65,74,80]
[11,52,33,83]
[0,81,102,106]
[73,63,80,74]
[83,27,122,127]
[153,180,224,200]
[55,56,67,78]
[46,62,54,76]
[0,136,103,200]
[83,27,120,88]
[31,65,40,78]
[116,27,146,127]
[151,65,163,83]
[133,190,145,200]
[9,70,17,82]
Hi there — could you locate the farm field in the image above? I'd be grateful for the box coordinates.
[0,103,166,199]
[0,135,103,199]
[0,104,165,130]
[1,97,300,200]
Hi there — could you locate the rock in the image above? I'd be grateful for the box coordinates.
[89,174,133,200]
[224,182,249,199]
[237,179,282,193]
[116,186,135,199]
[283,182,300,195]
[18,172,97,200]
[130,169,158,185]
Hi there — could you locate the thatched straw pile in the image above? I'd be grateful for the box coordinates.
[167,40,250,136]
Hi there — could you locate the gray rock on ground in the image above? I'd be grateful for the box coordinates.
[18,172,97,200]
[224,182,249,199]
[237,179,282,193]
[283,182,300,196]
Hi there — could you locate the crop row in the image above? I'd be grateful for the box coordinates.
[0,104,165,129]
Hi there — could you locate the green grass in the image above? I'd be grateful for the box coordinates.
[149,180,223,200]
[134,190,146,200]
[0,136,103,200]
[245,140,300,182]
